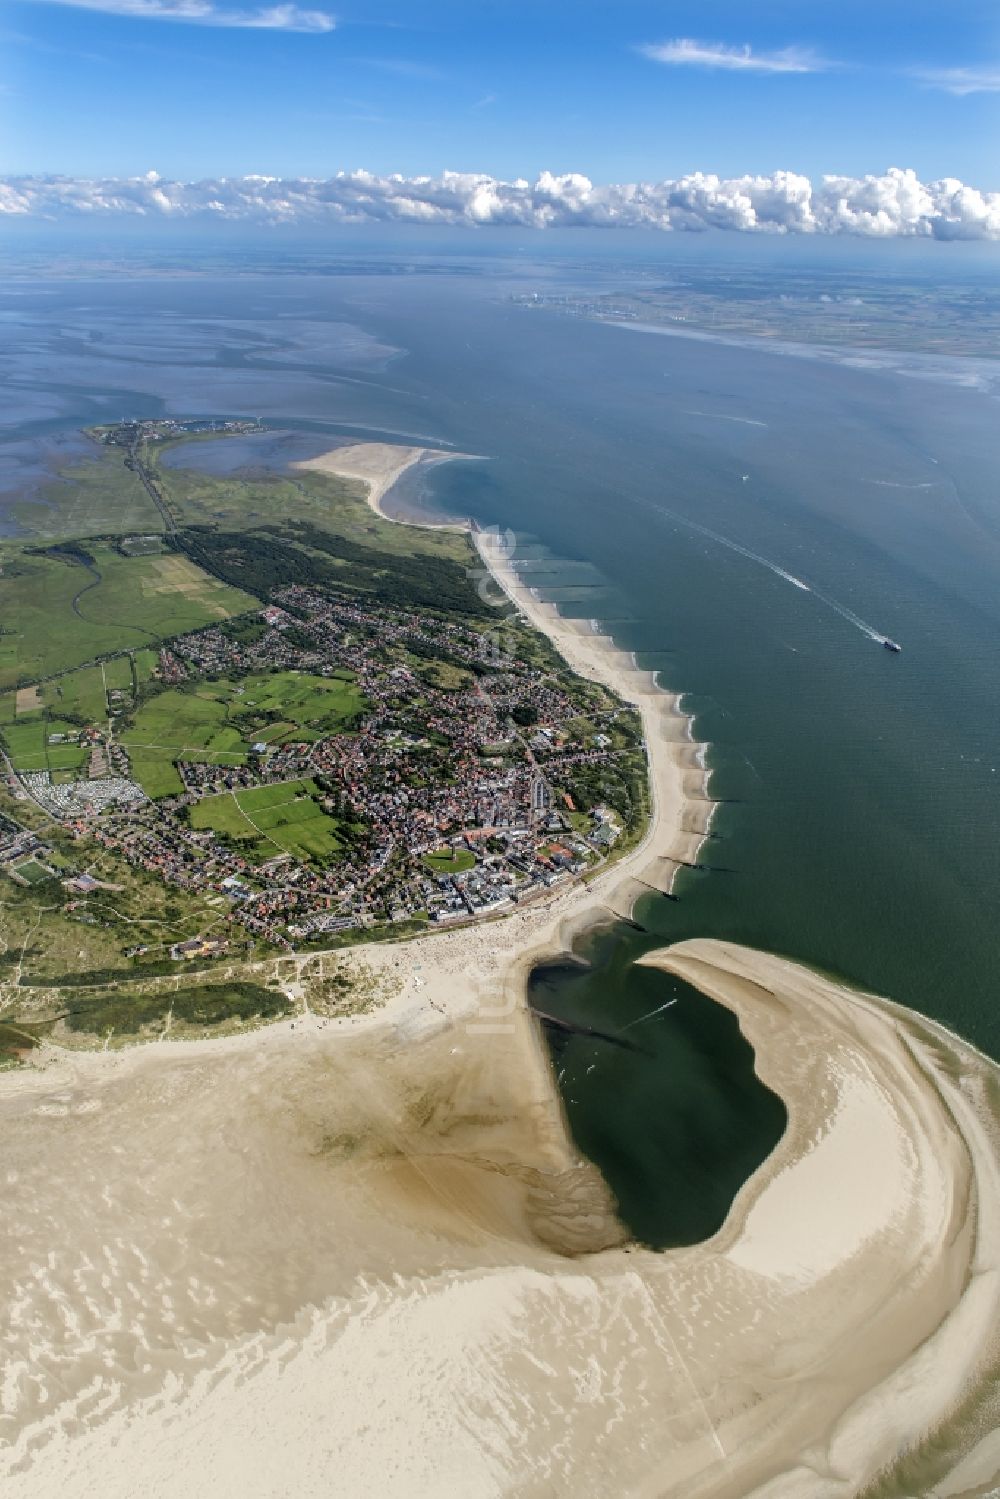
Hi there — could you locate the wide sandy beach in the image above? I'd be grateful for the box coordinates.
[2,443,998,1497]
[293,439,478,529]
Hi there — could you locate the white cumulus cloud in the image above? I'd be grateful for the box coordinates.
[2,166,999,239]
[914,66,1000,95]
[25,0,334,31]
[639,38,826,74]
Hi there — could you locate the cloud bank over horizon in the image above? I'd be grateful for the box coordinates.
[2,167,999,239]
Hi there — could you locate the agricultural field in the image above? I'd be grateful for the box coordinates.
[2,658,148,775]
[134,647,161,683]
[102,655,134,692]
[0,717,87,773]
[122,688,248,797]
[121,671,365,798]
[190,778,343,862]
[0,543,258,688]
[43,664,108,724]
[1,719,50,770]
[46,743,89,773]
[124,749,185,799]
[190,793,256,839]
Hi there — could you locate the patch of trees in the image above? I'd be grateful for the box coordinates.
[174,522,491,621]
[405,636,492,676]
[280,624,317,651]
[614,710,643,748]
[270,522,491,618]
[24,543,97,568]
[57,980,290,1034]
[560,752,649,834]
[219,614,268,645]
[173,526,336,599]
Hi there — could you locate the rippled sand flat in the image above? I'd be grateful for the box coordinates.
[2,934,998,1498]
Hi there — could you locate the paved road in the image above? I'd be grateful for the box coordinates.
[128,438,176,535]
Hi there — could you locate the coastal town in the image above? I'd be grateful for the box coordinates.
[91,416,264,449]
[2,579,647,955]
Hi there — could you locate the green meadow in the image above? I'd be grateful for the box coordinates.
[0,544,257,688]
[229,670,365,738]
[44,665,108,723]
[423,846,476,874]
[134,648,161,681]
[102,656,134,692]
[121,672,365,798]
[190,777,343,862]
[122,689,248,798]
[11,447,166,542]
[1,718,88,774]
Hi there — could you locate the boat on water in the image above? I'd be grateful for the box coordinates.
[882,638,902,653]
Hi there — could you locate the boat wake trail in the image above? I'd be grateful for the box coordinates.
[659,505,813,594]
[684,410,768,428]
[773,567,811,592]
[806,588,885,642]
[655,502,889,644]
[621,998,678,1031]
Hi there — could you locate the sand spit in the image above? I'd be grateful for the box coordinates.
[3,451,999,1495]
[293,440,479,527]
[645,940,1000,1498]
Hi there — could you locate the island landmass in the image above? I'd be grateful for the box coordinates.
[0,423,997,1497]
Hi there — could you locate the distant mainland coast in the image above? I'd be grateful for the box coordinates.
[2,440,998,1498]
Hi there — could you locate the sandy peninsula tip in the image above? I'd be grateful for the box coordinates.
[293,440,482,528]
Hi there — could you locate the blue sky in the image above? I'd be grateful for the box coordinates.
[3,0,999,184]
